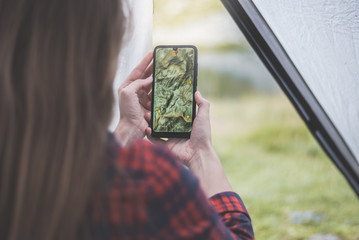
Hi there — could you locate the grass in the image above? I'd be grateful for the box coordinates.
[209,94,359,240]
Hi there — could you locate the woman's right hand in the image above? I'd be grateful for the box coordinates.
[146,91,211,166]
[146,92,233,198]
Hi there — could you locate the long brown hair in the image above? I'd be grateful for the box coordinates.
[0,0,125,239]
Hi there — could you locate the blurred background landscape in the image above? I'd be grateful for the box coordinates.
[153,0,359,239]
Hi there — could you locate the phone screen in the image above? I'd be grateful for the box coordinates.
[151,45,198,138]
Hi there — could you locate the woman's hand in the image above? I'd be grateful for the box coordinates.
[145,92,233,198]
[146,91,212,166]
[115,51,153,146]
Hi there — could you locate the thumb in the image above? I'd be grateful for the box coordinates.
[195,91,210,116]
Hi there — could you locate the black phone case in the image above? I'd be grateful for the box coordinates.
[151,45,198,139]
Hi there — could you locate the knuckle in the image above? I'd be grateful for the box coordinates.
[204,99,210,107]
[120,88,130,97]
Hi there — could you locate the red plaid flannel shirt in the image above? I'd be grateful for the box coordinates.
[88,138,254,240]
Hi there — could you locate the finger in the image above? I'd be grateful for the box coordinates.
[195,91,210,115]
[145,127,151,137]
[122,51,154,88]
[127,76,153,93]
[139,91,152,111]
[144,112,151,123]
[145,127,166,144]
[145,100,151,111]
[143,79,153,94]
[143,61,153,79]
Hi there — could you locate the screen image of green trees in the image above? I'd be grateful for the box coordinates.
[154,0,359,239]
[153,47,194,133]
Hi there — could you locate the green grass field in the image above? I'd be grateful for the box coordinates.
[209,94,359,240]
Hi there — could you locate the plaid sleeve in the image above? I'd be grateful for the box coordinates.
[209,192,255,239]
[88,139,254,240]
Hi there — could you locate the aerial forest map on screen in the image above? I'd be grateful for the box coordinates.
[153,47,194,132]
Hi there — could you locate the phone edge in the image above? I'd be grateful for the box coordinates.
[150,45,198,139]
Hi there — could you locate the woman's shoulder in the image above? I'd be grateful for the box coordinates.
[89,140,214,239]
[106,139,191,193]
[114,139,179,173]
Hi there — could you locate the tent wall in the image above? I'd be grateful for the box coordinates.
[252,0,359,162]
[221,0,359,195]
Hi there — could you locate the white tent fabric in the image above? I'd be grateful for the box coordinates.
[252,0,359,161]
[109,0,153,130]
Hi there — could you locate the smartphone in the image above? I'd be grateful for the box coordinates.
[151,45,198,138]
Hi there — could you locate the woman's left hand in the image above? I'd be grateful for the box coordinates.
[115,51,153,146]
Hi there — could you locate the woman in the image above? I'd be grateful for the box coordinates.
[0,0,254,239]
